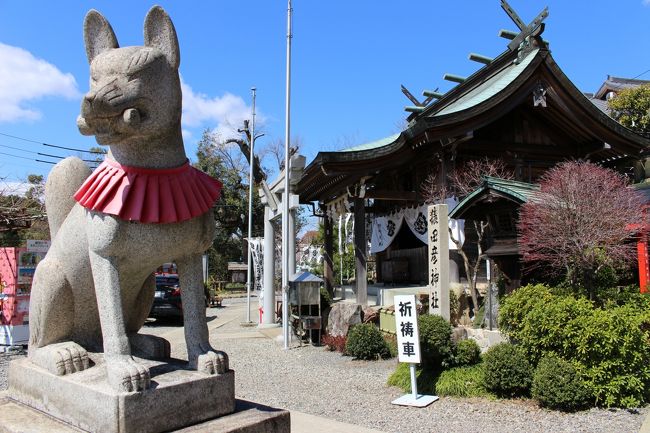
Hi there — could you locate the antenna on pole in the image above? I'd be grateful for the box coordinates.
[282,0,293,350]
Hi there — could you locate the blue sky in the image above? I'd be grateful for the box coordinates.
[1,1,649,183]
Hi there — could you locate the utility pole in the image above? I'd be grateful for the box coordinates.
[245,87,257,324]
[282,0,293,349]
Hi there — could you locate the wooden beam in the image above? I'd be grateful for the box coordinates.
[365,190,417,201]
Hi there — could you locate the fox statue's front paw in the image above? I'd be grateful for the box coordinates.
[189,343,228,375]
[105,355,150,392]
[30,342,90,376]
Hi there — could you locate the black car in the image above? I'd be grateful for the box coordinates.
[149,275,183,318]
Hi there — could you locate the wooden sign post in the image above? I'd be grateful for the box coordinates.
[427,204,450,320]
[391,294,438,407]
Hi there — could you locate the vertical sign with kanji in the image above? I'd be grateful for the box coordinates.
[427,204,449,320]
[394,294,421,364]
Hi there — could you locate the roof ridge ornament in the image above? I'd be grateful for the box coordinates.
[500,0,549,63]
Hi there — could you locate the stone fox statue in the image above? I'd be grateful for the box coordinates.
[28,6,227,392]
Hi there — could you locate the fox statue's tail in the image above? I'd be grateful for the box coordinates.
[45,157,93,239]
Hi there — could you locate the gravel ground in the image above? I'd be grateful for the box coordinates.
[0,348,27,391]
[0,299,646,433]
[211,316,647,433]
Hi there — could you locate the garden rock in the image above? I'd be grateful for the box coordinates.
[327,303,362,337]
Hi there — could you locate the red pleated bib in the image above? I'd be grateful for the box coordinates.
[74,158,222,224]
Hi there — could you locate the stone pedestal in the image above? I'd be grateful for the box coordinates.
[0,395,290,433]
[8,355,237,433]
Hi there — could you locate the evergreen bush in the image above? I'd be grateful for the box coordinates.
[499,285,650,408]
[344,323,391,360]
[482,342,532,398]
[455,339,481,366]
[418,314,455,369]
[532,355,591,411]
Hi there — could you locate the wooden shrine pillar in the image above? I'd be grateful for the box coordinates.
[323,209,334,297]
[354,197,368,306]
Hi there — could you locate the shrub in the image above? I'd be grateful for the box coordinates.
[449,289,460,325]
[532,355,591,411]
[320,286,333,311]
[436,364,492,398]
[500,287,650,408]
[418,314,455,369]
[455,339,481,366]
[345,324,390,360]
[482,343,532,398]
[321,334,346,353]
[383,333,398,358]
[387,362,438,395]
[498,284,554,335]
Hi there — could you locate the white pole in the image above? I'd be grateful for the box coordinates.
[410,363,418,399]
[245,87,257,323]
[282,0,293,350]
[262,206,275,325]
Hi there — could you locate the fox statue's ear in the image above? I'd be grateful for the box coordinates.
[83,10,119,64]
[144,6,180,69]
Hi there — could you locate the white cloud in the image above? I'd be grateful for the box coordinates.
[0,180,30,195]
[0,43,80,123]
[644,0,650,6]
[181,79,263,140]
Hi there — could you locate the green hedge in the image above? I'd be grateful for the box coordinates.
[500,284,650,408]
[345,324,391,360]
[482,342,532,398]
[418,314,455,369]
[455,339,481,367]
[532,355,591,411]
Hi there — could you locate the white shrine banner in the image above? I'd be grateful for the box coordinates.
[370,214,404,254]
[247,237,264,292]
[394,294,421,364]
[370,203,464,254]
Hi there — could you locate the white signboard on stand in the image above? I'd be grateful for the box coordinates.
[394,294,421,364]
[391,294,439,407]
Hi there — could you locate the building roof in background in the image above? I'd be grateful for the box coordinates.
[587,75,650,116]
[449,176,540,219]
[594,76,650,100]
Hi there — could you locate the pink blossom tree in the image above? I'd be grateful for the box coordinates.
[517,161,645,298]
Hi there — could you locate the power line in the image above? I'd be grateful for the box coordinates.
[43,142,106,155]
[37,152,100,164]
[0,143,39,155]
[0,151,34,161]
[633,69,650,80]
[0,131,106,155]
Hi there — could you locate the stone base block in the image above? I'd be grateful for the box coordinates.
[0,396,289,433]
[7,355,236,433]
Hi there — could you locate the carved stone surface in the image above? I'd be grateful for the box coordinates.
[8,6,291,432]
[9,356,236,433]
[0,395,290,433]
[326,303,362,337]
[25,5,226,395]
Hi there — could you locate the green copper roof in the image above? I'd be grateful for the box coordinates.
[341,133,400,152]
[449,176,539,218]
[434,49,539,117]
